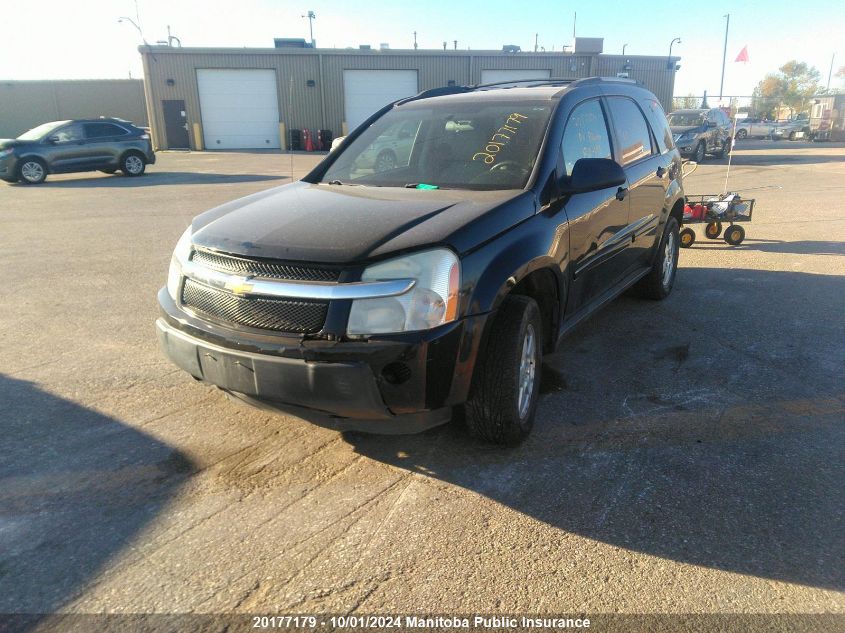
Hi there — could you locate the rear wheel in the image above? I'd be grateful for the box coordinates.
[705,221,722,239]
[724,224,745,245]
[714,138,730,158]
[634,216,679,300]
[121,153,146,176]
[680,227,696,248]
[18,158,47,184]
[466,295,542,445]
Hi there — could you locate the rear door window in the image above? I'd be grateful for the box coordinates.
[84,123,129,139]
[642,99,674,153]
[607,97,655,166]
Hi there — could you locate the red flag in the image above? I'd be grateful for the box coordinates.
[735,46,749,62]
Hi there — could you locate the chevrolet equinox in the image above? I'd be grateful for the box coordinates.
[157,77,685,444]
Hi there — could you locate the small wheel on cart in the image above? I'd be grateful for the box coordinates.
[679,227,696,248]
[705,221,722,239]
[724,224,745,245]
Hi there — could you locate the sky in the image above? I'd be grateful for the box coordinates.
[2,0,844,100]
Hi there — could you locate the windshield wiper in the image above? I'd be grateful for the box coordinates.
[326,180,361,186]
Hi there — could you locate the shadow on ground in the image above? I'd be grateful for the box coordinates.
[0,375,194,621]
[11,172,286,188]
[683,238,845,256]
[337,268,845,591]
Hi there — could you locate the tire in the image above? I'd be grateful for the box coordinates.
[713,138,729,158]
[99,168,117,174]
[789,131,796,141]
[634,216,680,300]
[374,150,397,173]
[724,224,745,245]
[465,295,542,445]
[679,227,696,248]
[735,128,747,140]
[705,221,722,239]
[121,152,146,176]
[18,158,47,184]
[693,141,705,163]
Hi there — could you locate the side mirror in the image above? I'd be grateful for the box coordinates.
[47,135,60,144]
[563,158,626,194]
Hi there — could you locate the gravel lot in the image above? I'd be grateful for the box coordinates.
[2,141,843,622]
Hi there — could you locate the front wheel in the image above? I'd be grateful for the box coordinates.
[634,216,680,300]
[121,153,146,176]
[18,158,47,184]
[694,142,706,163]
[374,150,397,173]
[735,128,747,140]
[466,295,542,445]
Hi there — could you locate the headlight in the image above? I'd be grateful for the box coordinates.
[0,148,13,159]
[166,226,192,301]
[347,248,460,335]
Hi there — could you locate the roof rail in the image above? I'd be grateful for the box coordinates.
[395,76,643,106]
[396,85,472,105]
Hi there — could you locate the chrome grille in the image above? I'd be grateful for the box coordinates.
[181,279,327,333]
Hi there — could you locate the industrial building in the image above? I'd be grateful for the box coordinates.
[0,79,148,139]
[140,41,680,151]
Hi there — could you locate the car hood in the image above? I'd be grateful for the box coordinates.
[191,181,533,264]
[670,125,704,135]
[0,139,24,149]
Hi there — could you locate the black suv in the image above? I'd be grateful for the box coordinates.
[0,118,155,184]
[667,108,732,162]
[158,77,684,444]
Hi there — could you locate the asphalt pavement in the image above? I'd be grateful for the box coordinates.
[1,141,843,623]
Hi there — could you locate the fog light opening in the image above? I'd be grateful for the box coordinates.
[382,362,412,385]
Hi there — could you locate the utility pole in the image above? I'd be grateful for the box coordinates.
[534,33,538,53]
[572,12,576,39]
[413,31,418,50]
[719,13,730,102]
[828,52,836,90]
[302,10,316,47]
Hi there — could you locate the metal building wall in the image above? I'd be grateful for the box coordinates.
[0,80,147,138]
[140,47,677,150]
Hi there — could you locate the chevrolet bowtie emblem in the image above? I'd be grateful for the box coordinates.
[224,276,255,296]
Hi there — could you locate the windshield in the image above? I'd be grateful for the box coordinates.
[16,121,69,141]
[667,112,705,127]
[321,100,553,190]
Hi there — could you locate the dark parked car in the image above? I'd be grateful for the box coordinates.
[0,118,155,184]
[667,108,732,162]
[158,77,685,444]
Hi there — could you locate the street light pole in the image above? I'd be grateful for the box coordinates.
[622,43,628,55]
[719,13,730,102]
[668,37,680,70]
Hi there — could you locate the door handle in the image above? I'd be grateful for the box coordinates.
[616,187,628,201]
[656,166,667,178]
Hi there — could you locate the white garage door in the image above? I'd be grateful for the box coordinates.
[197,69,280,149]
[343,70,418,131]
[481,69,552,85]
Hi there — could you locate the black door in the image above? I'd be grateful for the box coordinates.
[162,100,189,149]
[559,98,631,312]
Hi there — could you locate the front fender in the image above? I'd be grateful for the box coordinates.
[460,210,569,317]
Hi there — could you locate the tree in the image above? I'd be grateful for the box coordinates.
[751,60,821,117]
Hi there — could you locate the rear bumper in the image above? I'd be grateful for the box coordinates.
[156,288,488,432]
